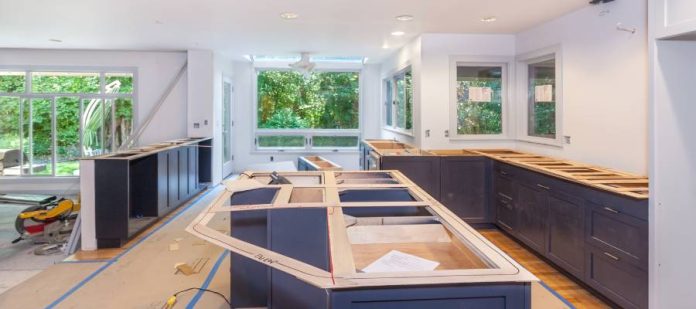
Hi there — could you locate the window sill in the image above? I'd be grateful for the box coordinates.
[517,135,564,148]
[251,149,360,155]
[383,127,414,137]
[449,134,511,141]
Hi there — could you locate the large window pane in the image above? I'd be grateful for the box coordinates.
[222,82,232,162]
[312,136,359,148]
[527,58,556,139]
[257,136,305,148]
[82,99,105,156]
[384,80,392,126]
[21,100,30,175]
[32,72,100,94]
[404,70,413,130]
[30,99,53,175]
[104,100,114,152]
[56,97,80,176]
[0,72,25,93]
[0,97,21,176]
[395,75,405,129]
[105,73,134,94]
[455,66,503,135]
[257,71,359,130]
[114,98,133,149]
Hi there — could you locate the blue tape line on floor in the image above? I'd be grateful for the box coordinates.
[45,186,219,309]
[539,280,576,309]
[186,250,229,308]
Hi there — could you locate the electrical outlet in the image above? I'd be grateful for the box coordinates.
[564,136,572,144]
[444,130,450,138]
[270,156,274,162]
[204,120,209,125]
[193,123,200,129]
[425,129,430,137]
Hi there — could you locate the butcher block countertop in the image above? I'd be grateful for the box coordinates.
[362,140,648,200]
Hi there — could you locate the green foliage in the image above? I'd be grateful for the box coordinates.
[258,135,305,148]
[456,78,502,135]
[313,136,358,147]
[257,71,359,130]
[529,76,556,137]
[0,72,134,175]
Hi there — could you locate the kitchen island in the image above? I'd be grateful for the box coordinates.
[187,170,537,308]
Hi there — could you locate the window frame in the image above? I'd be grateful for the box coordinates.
[252,67,362,153]
[448,56,513,140]
[516,46,563,147]
[0,66,138,178]
[382,65,414,136]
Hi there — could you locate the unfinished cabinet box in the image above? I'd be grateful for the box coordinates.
[439,156,490,223]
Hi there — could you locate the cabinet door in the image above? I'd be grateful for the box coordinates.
[439,157,489,223]
[547,192,585,278]
[157,152,169,215]
[495,197,516,233]
[188,146,198,194]
[178,147,189,200]
[382,156,441,200]
[516,182,548,253]
[167,149,179,208]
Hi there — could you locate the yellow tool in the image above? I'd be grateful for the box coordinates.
[18,199,80,221]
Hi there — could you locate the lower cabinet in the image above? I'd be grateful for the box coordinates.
[515,182,548,253]
[547,192,585,278]
[492,162,648,309]
[439,157,489,223]
[381,156,441,200]
[586,245,648,309]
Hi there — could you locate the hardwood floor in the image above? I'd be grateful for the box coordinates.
[478,229,611,309]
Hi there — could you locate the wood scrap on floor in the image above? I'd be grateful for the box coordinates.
[174,257,210,276]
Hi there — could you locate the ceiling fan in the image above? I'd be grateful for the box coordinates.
[289,52,316,76]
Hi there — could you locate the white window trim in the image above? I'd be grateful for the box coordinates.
[382,65,414,136]
[515,46,564,147]
[251,67,362,153]
[0,66,138,178]
[448,56,514,141]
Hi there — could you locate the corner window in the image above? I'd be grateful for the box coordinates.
[527,58,557,139]
[254,70,360,151]
[0,70,135,177]
[383,67,413,133]
[451,64,505,136]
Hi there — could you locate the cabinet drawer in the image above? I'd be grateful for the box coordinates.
[495,198,516,233]
[586,245,648,309]
[494,174,514,201]
[586,202,648,269]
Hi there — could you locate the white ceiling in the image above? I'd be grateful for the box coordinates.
[0,0,588,62]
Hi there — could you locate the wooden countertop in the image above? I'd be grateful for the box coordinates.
[82,137,212,161]
[363,140,648,200]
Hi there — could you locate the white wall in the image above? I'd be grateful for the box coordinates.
[419,33,517,150]
[649,39,696,309]
[0,49,188,193]
[515,0,648,175]
[230,61,382,172]
[380,37,421,146]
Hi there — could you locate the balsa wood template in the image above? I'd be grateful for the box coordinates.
[186,170,537,289]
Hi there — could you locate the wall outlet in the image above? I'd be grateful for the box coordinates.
[425,129,430,137]
[564,136,572,144]
[444,130,450,138]
[270,156,274,162]
[193,122,200,128]
[204,120,209,125]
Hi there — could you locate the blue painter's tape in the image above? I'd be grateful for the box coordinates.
[539,280,576,309]
[186,250,230,308]
[45,186,219,309]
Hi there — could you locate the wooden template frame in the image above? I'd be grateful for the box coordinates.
[186,170,537,289]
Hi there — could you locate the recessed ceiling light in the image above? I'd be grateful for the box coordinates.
[391,31,405,36]
[481,16,497,23]
[382,43,390,49]
[280,12,299,20]
[49,38,62,43]
[395,15,414,22]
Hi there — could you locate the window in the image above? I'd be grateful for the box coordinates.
[451,64,505,136]
[527,58,557,139]
[0,70,135,177]
[255,70,360,151]
[383,67,413,133]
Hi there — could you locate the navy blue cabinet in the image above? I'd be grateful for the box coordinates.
[381,156,442,200]
[439,157,490,223]
[492,162,648,309]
